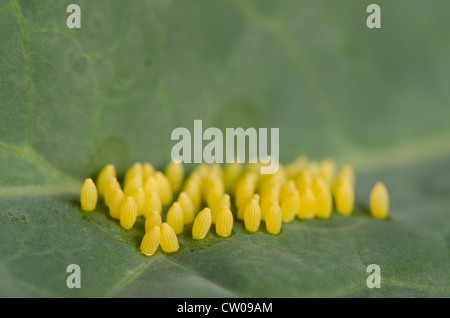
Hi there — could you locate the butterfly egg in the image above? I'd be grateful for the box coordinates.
[245,161,263,176]
[258,169,282,194]
[192,208,212,240]
[199,171,213,198]
[160,222,179,253]
[285,161,304,180]
[165,160,184,194]
[120,196,138,229]
[205,172,223,189]
[235,184,254,215]
[279,180,297,205]
[109,189,125,219]
[314,186,332,219]
[192,163,209,180]
[312,177,328,194]
[250,165,264,189]
[260,188,279,221]
[319,159,336,187]
[276,165,288,182]
[305,161,320,179]
[142,191,162,218]
[124,173,143,197]
[337,164,355,186]
[223,162,243,193]
[186,171,202,186]
[238,171,258,188]
[235,173,257,211]
[145,209,162,232]
[216,206,233,238]
[294,155,308,166]
[285,156,307,179]
[166,202,184,234]
[266,201,282,235]
[281,190,300,222]
[131,187,146,216]
[236,203,246,221]
[202,163,223,184]
[96,164,116,197]
[80,178,98,211]
[257,179,272,197]
[297,187,315,220]
[155,171,173,205]
[144,176,159,197]
[209,163,223,180]
[244,197,261,233]
[259,179,281,199]
[334,179,354,216]
[142,162,155,182]
[284,163,299,180]
[140,226,160,256]
[296,170,312,192]
[183,180,201,212]
[268,165,287,185]
[177,192,195,224]
[237,193,259,220]
[104,178,121,207]
[370,182,389,219]
[212,193,230,224]
[206,178,225,208]
[247,170,259,183]
[124,162,143,186]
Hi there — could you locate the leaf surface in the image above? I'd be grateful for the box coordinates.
[0,0,449,297]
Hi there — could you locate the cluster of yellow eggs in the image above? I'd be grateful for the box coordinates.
[80,157,389,256]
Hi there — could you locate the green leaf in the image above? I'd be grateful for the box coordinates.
[1,0,450,297]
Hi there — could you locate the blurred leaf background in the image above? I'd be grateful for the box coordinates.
[0,0,449,297]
